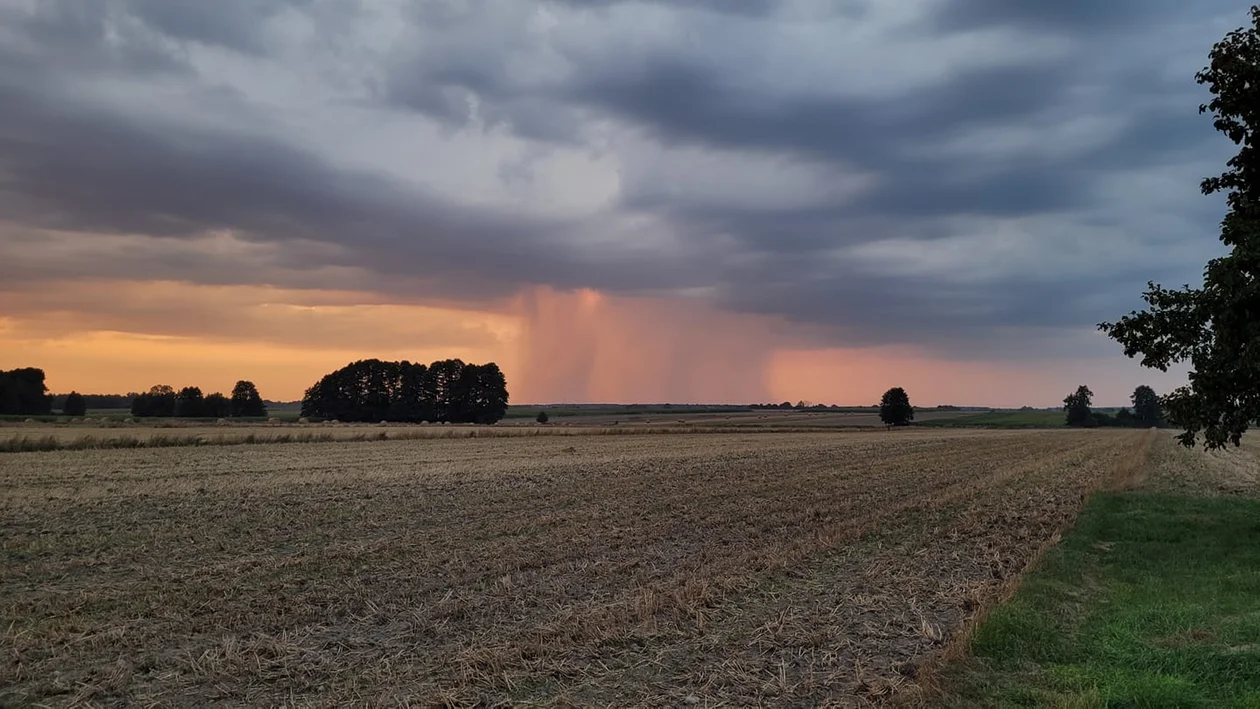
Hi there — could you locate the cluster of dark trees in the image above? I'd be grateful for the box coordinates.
[0,367,53,415]
[300,358,509,424]
[131,381,266,418]
[1063,385,1165,428]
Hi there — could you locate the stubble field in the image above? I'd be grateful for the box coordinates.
[2,428,1152,706]
[0,409,976,452]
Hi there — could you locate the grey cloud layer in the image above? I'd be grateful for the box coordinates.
[0,0,1241,358]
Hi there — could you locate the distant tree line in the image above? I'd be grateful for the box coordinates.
[751,401,855,410]
[50,393,133,412]
[131,381,266,418]
[0,367,53,415]
[746,401,963,412]
[300,358,509,423]
[1063,385,1165,428]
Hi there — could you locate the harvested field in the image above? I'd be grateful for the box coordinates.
[0,422,850,453]
[0,410,978,452]
[1142,431,1260,497]
[1,428,1150,706]
[523,409,972,428]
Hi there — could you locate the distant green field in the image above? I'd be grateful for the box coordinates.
[919,410,1064,428]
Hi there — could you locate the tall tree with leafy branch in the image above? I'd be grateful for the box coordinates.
[1131,385,1163,426]
[1100,6,1260,448]
[230,380,267,418]
[1063,385,1094,427]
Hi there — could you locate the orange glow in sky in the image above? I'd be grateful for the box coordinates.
[0,280,1181,406]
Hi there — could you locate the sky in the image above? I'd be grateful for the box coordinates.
[0,0,1246,406]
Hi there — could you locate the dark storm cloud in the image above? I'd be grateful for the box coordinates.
[0,55,697,303]
[565,58,1074,163]
[122,0,310,55]
[927,0,1188,33]
[0,1,190,76]
[0,76,556,301]
[0,0,1245,358]
[546,0,775,16]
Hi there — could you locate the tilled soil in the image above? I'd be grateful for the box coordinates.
[1,429,1150,706]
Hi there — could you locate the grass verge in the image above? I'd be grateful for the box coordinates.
[932,491,1260,707]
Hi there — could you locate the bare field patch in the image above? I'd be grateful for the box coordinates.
[0,429,1149,706]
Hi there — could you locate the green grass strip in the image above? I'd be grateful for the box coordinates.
[940,492,1260,708]
[918,411,1066,428]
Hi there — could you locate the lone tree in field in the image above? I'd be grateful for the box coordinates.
[63,391,86,417]
[1100,6,1260,448]
[1131,385,1163,426]
[1063,385,1094,427]
[879,387,914,426]
[230,380,267,418]
[536,410,549,424]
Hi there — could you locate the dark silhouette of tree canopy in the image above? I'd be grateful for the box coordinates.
[230,380,267,417]
[1131,385,1163,426]
[879,387,914,426]
[1063,385,1094,427]
[0,367,53,415]
[63,391,87,417]
[205,392,231,418]
[130,383,253,418]
[536,410,549,424]
[300,358,509,423]
[131,385,177,417]
[176,387,205,418]
[1100,6,1260,448]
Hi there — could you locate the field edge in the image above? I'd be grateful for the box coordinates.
[920,489,1260,707]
